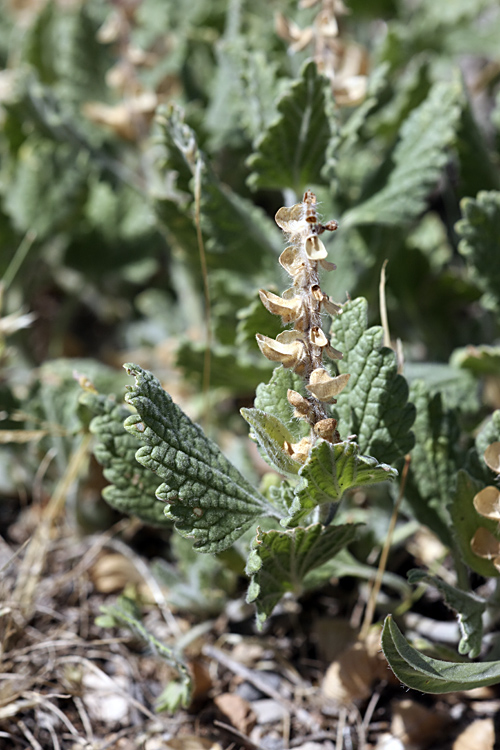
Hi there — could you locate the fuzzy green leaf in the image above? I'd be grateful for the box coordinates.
[404,361,479,413]
[382,615,500,694]
[246,523,361,628]
[342,79,462,227]
[305,548,410,597]
[240,408,301,476]
[407,570,485,658]
[474,410,500,469]
[4,137,87,238]
[176,340,270,392]
[253,366,309,442]
[451,345,500,377]
[456,191,500,311]
[155,105,280,277]
[152,534,237,616]
[82,391,169,526]
[404,382,462,548]
[449,469,500,578]
[205,42,280,147]
[98,595,191,712]
[464,410,500,485]
[236,296,283,358]
[284,439,398,527]
[331,298,415,464]
[246,60,334,193]
[123,364,278,553]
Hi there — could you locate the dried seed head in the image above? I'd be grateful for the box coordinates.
[314,418,339,442]
[283,436,312,463]
[471,527,500,570]
[275,203,305,234]
[276,329,305,344]
[256,190,346,442]
[279,245,306,277]
[319,258,337,271]
[484,442,500,474]
[322,296,342,315]
[305,235,328,260]
[306,368,350,402]
[473,486,500,521]
[256,333,305,368]
[325,343,344,360]
[311,284,323,301]
[287,388,309,410]
[259,289,302,323]
[287,388,314,420]
[309,326,329,347]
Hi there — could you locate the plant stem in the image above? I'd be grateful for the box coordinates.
[2,230,37,292]
[194,158,212,432]
[360,453,411,639]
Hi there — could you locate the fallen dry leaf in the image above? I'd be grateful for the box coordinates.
[188,658,212,703]
[322,628,388,703]
[164,738,222,750]
[390,699,449,748]
[82,669,130,725]
[453,718,495,750]
[90,552,143,594]
[214,692,256,735]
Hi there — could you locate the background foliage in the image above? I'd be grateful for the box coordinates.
[1,0,500,711]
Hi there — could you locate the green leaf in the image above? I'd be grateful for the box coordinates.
[236,295,283,358]
[123,364,278,553]
[474,410,500,471]
[246,60,335,193]
[331,297,415,464]
[464,410,500,487]
[82,392,168,526]
[155,105,280,277]
[152,534,237,616]
[341,79,462,227]
[404,361,479,413]
[451,345,500,377]
[240,408,301,476]
[456,98,500,197]
[407,570,485,658]
[404,382,462,548]
[205,41,280,147]
[305,548,411,597]
[254,366,310,442]
[155,680,192,714]
[284,439,398,527]
[449,469,500,578]
[246,523,361,628]
[367,58,431,143]
[4,137,87,238]
[175,339,271,392]
[22,2,111,103]
[382,615,500,694]
[98,595,191,711]
[456,191,500,312]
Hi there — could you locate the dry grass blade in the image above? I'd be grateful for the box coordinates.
[360,454,411,639]
[11,434,91,619]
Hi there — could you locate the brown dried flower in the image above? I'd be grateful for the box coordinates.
[275,1,368,107]
[257,190,347,458]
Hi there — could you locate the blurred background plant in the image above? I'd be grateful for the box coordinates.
[1,0,500,721]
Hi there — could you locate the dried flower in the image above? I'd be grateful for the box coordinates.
[275,0,368,107]
[470,527,500,572]
[473,486,500,521]
[256,190,347,454]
